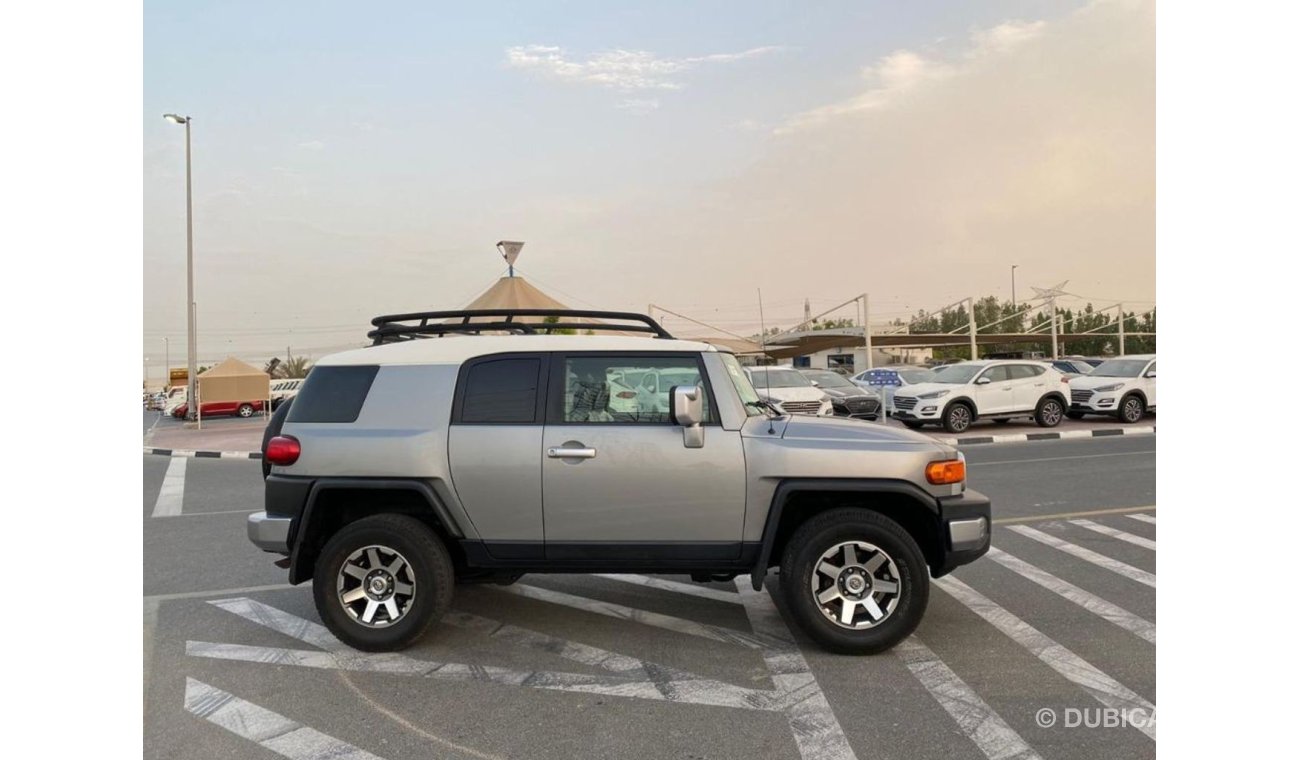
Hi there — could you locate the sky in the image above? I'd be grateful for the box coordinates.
[143,0,1154,373]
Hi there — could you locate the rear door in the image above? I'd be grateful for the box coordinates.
[447,353,548,557]
[541,352,746,560]
[1010,364,1050,410]
[973,365,1015,414]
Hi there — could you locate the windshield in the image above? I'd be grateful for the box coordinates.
[1090,359,1149,378]
[750,368,813,389]
[897,368,934,384]
[933,365,983,384]
[720,354,765,417]
[801,370,854,389]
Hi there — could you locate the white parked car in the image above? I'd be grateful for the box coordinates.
[850,366,937,413]
[271,379,305,410]
[1067,354,1155,423]
[891,360,1071,433]
[163,386,188,415]
[746,367,833,416]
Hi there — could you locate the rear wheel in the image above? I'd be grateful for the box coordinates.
[1034,397,1064,428]
[942,402,974,433]
[780,508,928,654]
[237,403,255,417]
[313,514,453,651]
[1119,394,1145,423]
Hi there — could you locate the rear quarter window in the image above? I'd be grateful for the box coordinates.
[286,365,379,423]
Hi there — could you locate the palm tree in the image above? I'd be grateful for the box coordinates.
[281,356,311,378]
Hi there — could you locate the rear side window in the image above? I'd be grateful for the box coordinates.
[286,366,379,423]
[459,358,541,423]
[1010,365,1044,379]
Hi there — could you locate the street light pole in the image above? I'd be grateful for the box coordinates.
[165,114,198,421]
[1011,265,1018,311]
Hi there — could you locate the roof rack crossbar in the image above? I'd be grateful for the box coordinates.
[367,309,675,345]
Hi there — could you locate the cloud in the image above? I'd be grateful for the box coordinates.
[615,98,661,114]
[777,19,1046,133]
[296,140,326,151]
[505,44,782,93]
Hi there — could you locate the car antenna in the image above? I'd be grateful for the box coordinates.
[758,288,775,435]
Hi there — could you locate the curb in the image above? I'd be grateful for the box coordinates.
[144,448,262,460]
[937,426,1155,447]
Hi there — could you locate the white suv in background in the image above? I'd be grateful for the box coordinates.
[271,379,305,410]
[746,367,833,416]
[1067,354,1155,423]
[891,360,1070,433]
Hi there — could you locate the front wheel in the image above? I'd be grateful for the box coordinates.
[1119,394,1145,423]
[942,402,974,433]
[779,508,929,654]
[1035,397,1064,428]
[313,514,454,651]
[237,403,255,417]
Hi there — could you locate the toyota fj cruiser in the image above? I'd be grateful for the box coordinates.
[248,310,991,655]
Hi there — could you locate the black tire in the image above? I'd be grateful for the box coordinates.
[942,402,974,433]
[780,508,929,655]
[901,421,924,430]
[1065,411,1085,420]
[313,514,453,652]
[1034,397,1065,428]
[237,403,255,418]
[1119,394,1145,423]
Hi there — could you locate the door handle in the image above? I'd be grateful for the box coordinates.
[548,447,597,459]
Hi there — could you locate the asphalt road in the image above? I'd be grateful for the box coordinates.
[144,432,1156,760]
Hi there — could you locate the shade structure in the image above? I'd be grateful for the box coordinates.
[461,276,572,315]
[198,356,271,403]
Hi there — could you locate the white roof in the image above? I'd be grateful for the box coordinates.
[319,335,718,367]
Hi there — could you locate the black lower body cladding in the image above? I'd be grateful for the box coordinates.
[932,489,992,576]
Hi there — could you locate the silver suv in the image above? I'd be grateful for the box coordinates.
[248,310,991,655]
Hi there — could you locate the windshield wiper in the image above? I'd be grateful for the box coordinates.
[746,399,784,416]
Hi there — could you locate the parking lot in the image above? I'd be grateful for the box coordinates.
[144,416,1155,760]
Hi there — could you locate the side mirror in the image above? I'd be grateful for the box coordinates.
[669,385,705,448]
[810,380,820,388]
[975,377,991,385]
[1145,371,1156,379]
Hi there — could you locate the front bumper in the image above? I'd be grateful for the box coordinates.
[247,511,293,554]
[932,489,992,576]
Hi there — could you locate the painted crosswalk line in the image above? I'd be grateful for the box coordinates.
[1007,525,1156,588]
[151,455,187,517]
[934,575,1156,741]
[1069,519,1157,551]
[1127,513,1157,525]
[594,573,743,605]
[185,677,388,760]
[986,547,1156,644]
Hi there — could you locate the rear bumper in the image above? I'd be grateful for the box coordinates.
[932,489,992,576]
[247,511,293,554]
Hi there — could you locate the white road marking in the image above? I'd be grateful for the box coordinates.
[974,451,1155,466]
[146,583,295,603]
[500,583,784,649]
[1069,519,1157,550]
[1007,525,1157,588]
[994,506,1155,525]
[934,576,1156,741]
[736,577,858,760]
[1127,513,1157,525]
[185,677,388,760]
[594,573,743,604]
[151,455,187,517]
[986,547,1156,644]
[894,636,1043,760]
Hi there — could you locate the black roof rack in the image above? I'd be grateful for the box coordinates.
[367,309,675,345]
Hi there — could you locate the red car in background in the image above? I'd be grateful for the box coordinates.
[170,400,265,419]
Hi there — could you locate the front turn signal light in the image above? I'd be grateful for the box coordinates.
[926,459,966,485]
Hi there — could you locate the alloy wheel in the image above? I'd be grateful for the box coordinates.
[1122,397,1143,422]
[336,544,417,628]
[1041,400,1062,425]
[809,540,902,629]
[948,405,971,432]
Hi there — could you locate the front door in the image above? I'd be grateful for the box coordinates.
[541,352,747,560]
[973,365,1015,414]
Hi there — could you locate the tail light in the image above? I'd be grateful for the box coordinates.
[265,435,301,466]
[925,459,966,485]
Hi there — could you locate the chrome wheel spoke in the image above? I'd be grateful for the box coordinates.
[361,599,380,624]
[393,581,413,596]
[862,597,884,622]
[863,552,888,574]
[386,556,405,576]
[838,599,857,625]
[342,564,368,581]
[383,599,399,621]
[873,578,899,594]
[842,544,856,567]
[341,587,368,604]
[817,561,841,578]
[817,586,842,604]
[366,548,381,570]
